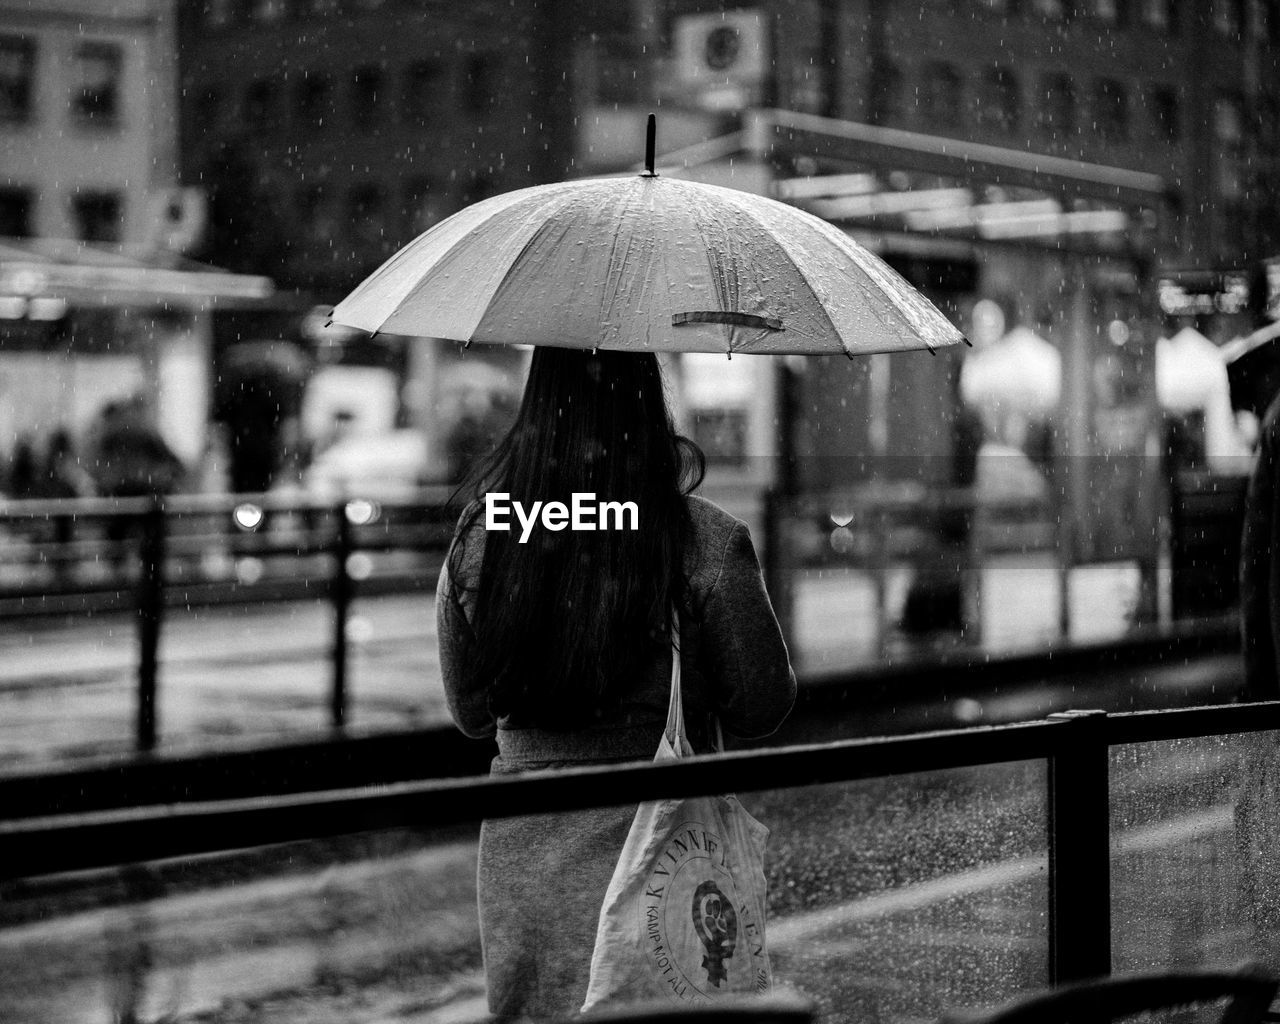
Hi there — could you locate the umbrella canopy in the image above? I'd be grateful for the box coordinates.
[331,174,962,358]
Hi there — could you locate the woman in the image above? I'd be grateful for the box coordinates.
[437,347,796,1021]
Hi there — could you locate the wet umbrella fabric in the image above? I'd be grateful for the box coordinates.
[330,175,963,357]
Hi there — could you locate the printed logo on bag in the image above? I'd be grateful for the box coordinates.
[644,821,768,1002]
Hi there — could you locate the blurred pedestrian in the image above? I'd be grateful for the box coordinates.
[89,398,187,574]
[6,434,38,499]
[437,348,796,1021]
[39,427,95,499]
[36,428,94,586]
[91,398,187,500]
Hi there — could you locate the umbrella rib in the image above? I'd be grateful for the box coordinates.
[736,201,847,356]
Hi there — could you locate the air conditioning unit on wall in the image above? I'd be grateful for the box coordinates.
[673,9,768,91]
[146,187,207,254]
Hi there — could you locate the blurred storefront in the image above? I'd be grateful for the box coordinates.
[0,239,272,480]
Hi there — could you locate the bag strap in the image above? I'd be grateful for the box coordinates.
[663,608,686,751]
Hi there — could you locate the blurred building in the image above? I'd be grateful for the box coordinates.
[174,1,1279,522]
[175,0,634,482]
[0,0,271,484]
[570,2,1279,538]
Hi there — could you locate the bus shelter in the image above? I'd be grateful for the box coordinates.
[673,109,1172,639]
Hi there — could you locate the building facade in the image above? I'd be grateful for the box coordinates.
[0,0,179,245]
[0,0,271,477]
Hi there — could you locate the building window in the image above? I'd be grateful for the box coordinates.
[350,65,382,129]
[297,184,336,243]
[977,66,1019,133]
[250,0,287,20]
[347,183,385,246]
[868,59,903,126]
[463,54,496,114]
[0,36,35,124]
[71,42,123,128]
[1084,0,1122,22]
[0,188,33,237]
[204,0,234,28]
[403,175,441,234]
[1093,78,1128,142]
[461,172,496,207]
[1254,0,1279,41]
[920,62,962,128]
[1037,72,1075,137]
[72,191,122,243]
[243,77,279,131]
[195,85,225,129]
[294,72,331,129]
[1213,0,1244,34]
[402,59,442,124]
[1030,0,1068,19]
[1139,0,1174,30]
[1149,84,1178,142]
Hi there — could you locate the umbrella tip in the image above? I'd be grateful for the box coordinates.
[324,320,332,328]
[961,334,973,347]
[642,112,657,178]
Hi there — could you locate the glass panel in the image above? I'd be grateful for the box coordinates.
[1111,731,1280,973]
[757,760,1048,1022]
[0,761,1047,1021]
[0,825,485,1021]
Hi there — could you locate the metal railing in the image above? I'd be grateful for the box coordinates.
[0,490,456,748]
[0,487,1247,754]
[2,698,1274,987]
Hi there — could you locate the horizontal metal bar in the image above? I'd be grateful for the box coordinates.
[1104,700,1280,745]
[6,695,1278,880]
[0,719,1072,879]
[750,108,1169,207]
[0,488,458,520]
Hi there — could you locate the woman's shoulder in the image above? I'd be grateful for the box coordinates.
[683,494,753,584]
[445,499,489,579]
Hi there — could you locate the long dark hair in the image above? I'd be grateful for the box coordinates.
[450,348,705,729]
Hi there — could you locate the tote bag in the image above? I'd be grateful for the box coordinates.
[581,617,773,1012]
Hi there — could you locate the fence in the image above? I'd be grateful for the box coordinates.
[0,485,1248,755]
[0,490,455,749]
[3,698,1276,992]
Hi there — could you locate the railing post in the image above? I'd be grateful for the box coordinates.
[1047,708,1111,984]
[136,497,166,753]
[762,488,794,646]
[330,500,352,730]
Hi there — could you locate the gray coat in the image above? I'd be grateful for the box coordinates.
[436,494,796,1020]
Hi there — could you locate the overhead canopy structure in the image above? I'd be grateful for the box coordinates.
[741,108,1170,256]
[0,238,273,317]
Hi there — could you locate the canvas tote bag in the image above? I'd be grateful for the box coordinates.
[581,616,773,1012]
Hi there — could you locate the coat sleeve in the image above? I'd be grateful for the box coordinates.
[698,522,797,739]
[436,551,497,739]
[1242,408,1280,701]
